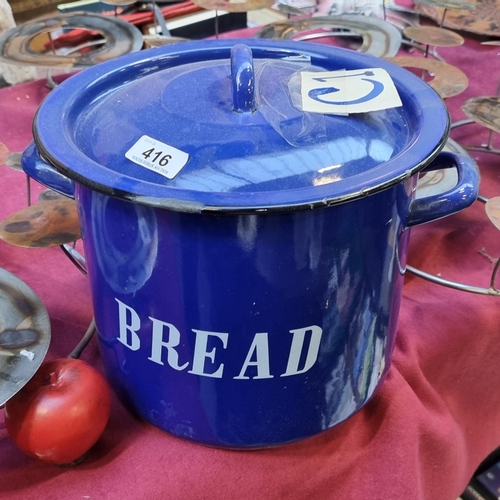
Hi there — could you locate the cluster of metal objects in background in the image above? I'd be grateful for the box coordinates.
[1,0,500,402]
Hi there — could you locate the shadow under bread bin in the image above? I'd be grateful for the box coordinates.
[22,39,479,448]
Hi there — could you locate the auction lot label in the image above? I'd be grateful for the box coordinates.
[125,135,189,180]
[301,68,402,115]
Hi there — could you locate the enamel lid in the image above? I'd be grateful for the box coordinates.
[32,39,449,213]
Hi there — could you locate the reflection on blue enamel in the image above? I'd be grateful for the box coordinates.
[236,215,258,252]
[74,58,408,194]
[78,176,411,446]
[90,191,159,294]
[174,137,372,192]
[369,139,395,162]
[31,40,452,210]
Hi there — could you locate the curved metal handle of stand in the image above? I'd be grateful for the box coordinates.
[407,194,500,296]
[409,120,500,295]
[60,243,87,277]
[406,263,500,296]
[68,317,96,359]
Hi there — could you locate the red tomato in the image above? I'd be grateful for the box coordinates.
[4,357,111,465]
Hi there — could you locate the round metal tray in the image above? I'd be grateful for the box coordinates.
[0,13,143,68]
[253,15,402,58]
[408,137,500,296]
[0,268,51,405]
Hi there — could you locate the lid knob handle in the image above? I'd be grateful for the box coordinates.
[230,44,255,114]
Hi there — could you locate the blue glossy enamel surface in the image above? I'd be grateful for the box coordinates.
[230,44,255,113]
[79,179,412,447]
[22,142,75,198]
[23,39,480,448]
[69,150,475,448]
[32,39,449,212]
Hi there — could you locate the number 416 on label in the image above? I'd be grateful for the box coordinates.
[125,135,190,180]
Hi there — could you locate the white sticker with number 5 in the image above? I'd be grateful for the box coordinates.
[125,135,189,180]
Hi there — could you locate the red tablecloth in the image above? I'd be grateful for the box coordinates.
[2,15,500,500]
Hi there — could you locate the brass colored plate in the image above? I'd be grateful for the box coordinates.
[193,0,274,12]
[384,7,421,30]
[416,0,475,9]
[462,96,500,134]
[38,189,67,202]
[414,0,500,37]
[385,56,468,98]
[0,142,22,172]
[486,196,500,232]
[416,137,474,199]
[416,166,458,198]
[0,13,143,68]
[101,0,137,5]
[5,152,22,172]
[254,15,402,58]
[0,267,51,406]
[275,2,307,15]
[443,136,474,158]
[0,199,81,248]
[403,26,464,47]
[0,142,9,165]
[143,35,190,48]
